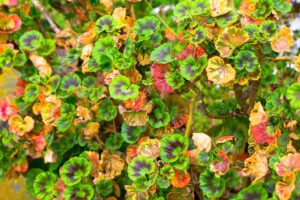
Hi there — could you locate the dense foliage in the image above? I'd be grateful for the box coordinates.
[0,0,300,199]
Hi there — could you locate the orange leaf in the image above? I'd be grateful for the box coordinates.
[170,169,191,188]
[8,114,34,136]
[0,12,21,33]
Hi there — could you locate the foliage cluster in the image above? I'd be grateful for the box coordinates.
[1,0,300,200]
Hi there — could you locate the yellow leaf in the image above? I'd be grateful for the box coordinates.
[216,27,250,57]
[296,54,300,71]
[209,0,233,17]
[138,139,160,159]
[242,150,269,183]
[8,114,34,136]
[206,56,236,85]
[271,27,294,53]
[249,102,268,126]
[276,172,296,200]
[29,54,52,78]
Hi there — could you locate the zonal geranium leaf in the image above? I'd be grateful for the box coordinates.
[33,172,58,200]
[0,12,21,33]
[64,184,94,200]
[105,133,123,150]
[13,52,27,67]
[151,63,175,94]
[0,48,15,69]
[238,0,257,16]
[109,75,139,100]
[174,1,193,20]
[193,0,210,16]
[209,0,233,17]
[65,48,80,66]
[61,157,91,186]
[180,56,207,81]
[49,74,61,93]
[216,10,239,28]
[150,43,173,64]
[170,169,191,188]
[160,134,188,163]
[259,20,277,38]
[19,30,44,51]
[252,0,273,19]
[24,83,40,102]
[199,170,225,198]
[95,179,113,197]
[271,27,294,53]
[88,86,104,103]
[274,0,292,14]
[36,39,56,56]
[128,156,155,181]
[206,56,236,85]
[95,15,123,34]
[236,182,268,200]
[234,50,259,72]
[121,122,146,144]
[97,98,117,121]
[216,27,249,57]
[60,73,81,91]
[92,36,115,64]
[133,16,160,37]
[165,71,185,90]
[190,26,206,44]
[148,98,171,128]
[286,83,300,109]
[244,24,259,38]
[56,115,73,132]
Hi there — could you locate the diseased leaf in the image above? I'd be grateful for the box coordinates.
[206,56,236,85]
[216,27,249,57]
[271,27,294,53]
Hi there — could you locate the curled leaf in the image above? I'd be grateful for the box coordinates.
[206,56,236,85]
[271,27,294,53]
[242,150,269,183]
[210,150,230,177]
[275,153,300,177]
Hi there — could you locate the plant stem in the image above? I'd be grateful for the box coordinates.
[144,0,177,36]
[185,92,196,138]
[32,0,61,34]
[129,3,136,21]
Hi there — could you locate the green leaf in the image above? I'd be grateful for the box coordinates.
[236,182,268,200]
[200,170,225,198]
[19,30,44,51]
[234,50,259,72]
[14,52,27,67]
[105,133,123,150]
[190,26,206,44]
[160,134,188,163]
[88,86,104,102]
[95,15,123,34]
[36,39,56,56]
[128,156,156,181]
[56,116,73,132]
[180,56,207,81]
[109,75,139,101]
[252,0,273,19]
[64,184,94,200]
[95,179,113,197]
[24,84,40,102]
[121,122,146,144]
[150,43,173,64]
[174,1,193,20]
[60,73,81,91]
[61,157,91,186]
[274,0,292,14]
[97,98,117,121]
[286,83,300,109]
[33,172,58,200]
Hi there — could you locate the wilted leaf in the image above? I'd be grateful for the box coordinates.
[192,133,212,152]
[275,153,300,176]
[138,139,160,159]
[242,150,269,182]
[29,54,52,78]
[151,63,174,94]
[238,0,257,16]
[170,169,191,188]
[210,150,230,177]
[8,114,34,136]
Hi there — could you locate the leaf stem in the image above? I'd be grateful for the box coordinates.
[144,0,177,36]
[32,0,61,34]
[185,92,196,138]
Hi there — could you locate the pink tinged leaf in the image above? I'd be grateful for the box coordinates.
[0,97,18,121]
[0,12,22,33]
[151,63,174,94]
[210,150,230,177]
[275,153,300,176]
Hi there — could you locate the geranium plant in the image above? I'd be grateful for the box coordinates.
[0,0,300,199]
